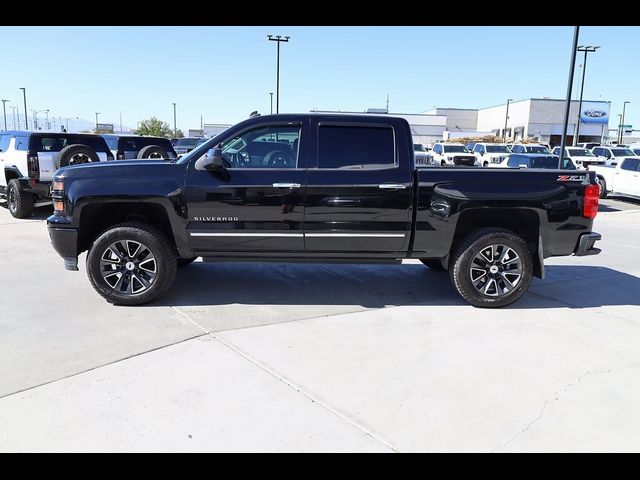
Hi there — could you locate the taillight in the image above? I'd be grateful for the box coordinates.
[28,154,40,180]
[583,184,599,219]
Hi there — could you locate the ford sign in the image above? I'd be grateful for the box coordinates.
[583,110,607,118]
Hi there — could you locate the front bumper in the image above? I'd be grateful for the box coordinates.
[48,221,79,270]
[574,232,601,256]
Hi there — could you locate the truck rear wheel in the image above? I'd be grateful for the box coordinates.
[596,176,608,199]
[7,179,34,219]
[449,228,533,308]
[137,145,168,159]
[86,222,177,305]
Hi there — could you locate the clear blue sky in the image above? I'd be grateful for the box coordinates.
[1,26,638,132]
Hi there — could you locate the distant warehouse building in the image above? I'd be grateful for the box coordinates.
[426,98,611,146]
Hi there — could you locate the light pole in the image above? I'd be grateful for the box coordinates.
[620,101,630,144]
[574,45,600,146]
[269,92,273,114]
[267,35,290,114]
[95,112,100,132]
[45,109,50,130]
[1,99,9,131]
[31,109,48,130]
[11,106,17,129]
[172,102,177,138]
[503,98,513,141]
[19,87,28,130]
[559,26,580,164]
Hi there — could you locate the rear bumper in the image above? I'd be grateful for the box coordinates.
[574,232,601,256]
[47,221,79,270]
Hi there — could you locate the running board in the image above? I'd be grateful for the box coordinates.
[202,257,402,265]
[34,200,53,208]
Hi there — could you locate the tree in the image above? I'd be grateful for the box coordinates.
[174,129,184,139]
[134,117,173,138]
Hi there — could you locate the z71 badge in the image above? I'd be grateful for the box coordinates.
[557,175,586,182]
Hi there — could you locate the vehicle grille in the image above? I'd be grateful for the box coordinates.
[491,156,505,163]
[453,156,476,166]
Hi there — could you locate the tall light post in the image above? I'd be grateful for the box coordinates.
[1,99,9,131]
[95,112,100,132]
[267,35,290,114]
[11,106,17,129]
[573,45,600,146]
[45,109,50,130]
[172,102,177,138]
[559,26,580,165]
[19,87,28,130]
[503,98,513,141]
[31,109,48,130]
[269,92,273,114]
[620,101,630,144]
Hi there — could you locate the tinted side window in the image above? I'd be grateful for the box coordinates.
[621,158,640,171]
[0,134,11,152]
[507,155,524,167]
[103,136,118,150]
[15,136,29,151]
[318,125,395,169]
[37,136,68,152]
[71,136,109,152]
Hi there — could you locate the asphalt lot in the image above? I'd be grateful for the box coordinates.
[1,196,640,452]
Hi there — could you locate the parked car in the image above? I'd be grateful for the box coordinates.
[591,157,640,199]
[413,143,431,166]
[499,153,577,170]
[0,131,112,218]
[47,113,601,309]
[510,144,551,154]
[173,137,202,156]
[551,146,605,169]
[102,134,177,160]
[430,143,477,167]
[577,142,601,150]
[591,146,638,166]
[472,143,512,167]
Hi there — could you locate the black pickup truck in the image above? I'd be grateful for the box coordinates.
[47,114,602,308]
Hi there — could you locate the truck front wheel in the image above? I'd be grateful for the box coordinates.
[86,223,177,305]
[449,228,533,308]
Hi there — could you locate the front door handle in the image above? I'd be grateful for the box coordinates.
[272,183,301,189]
[378,184,407,190]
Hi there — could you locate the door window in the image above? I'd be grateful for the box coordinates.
[0,134,11,152]
[317,125,395,169]
[219,125,300,169]
[620,158,640,171]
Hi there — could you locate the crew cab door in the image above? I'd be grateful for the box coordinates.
[616,158,640,196]
[303,118,413,253]
[184,120,308,253]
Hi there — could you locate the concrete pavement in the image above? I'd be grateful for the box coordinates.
[0,198,639,452]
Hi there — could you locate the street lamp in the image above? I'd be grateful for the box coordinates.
[19,87,28,130]
[503,98,513,141]
[31,109,48,130]
[172,102,177,138]
[559,26,580,165]
[269,92,273,114]
[45,109,50,130]
[574,45,600,146]
[1,99,9,131]
[11,106,17,129]
[95,112,100,131]
[620,101,630,144]
[267,35,290,114]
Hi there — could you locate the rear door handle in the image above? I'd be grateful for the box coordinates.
[272,183,301,189]
[378,184,407,190]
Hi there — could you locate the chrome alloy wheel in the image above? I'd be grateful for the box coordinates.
[100,240,157,294]
[469,244,523,297]
[69,153,91,165]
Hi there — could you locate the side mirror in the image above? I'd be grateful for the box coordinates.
[196,147,226,171]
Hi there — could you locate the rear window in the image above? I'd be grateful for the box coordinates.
[530,156,561,169]
[118,137,173,152]
[68,136,110,153]
[318,125,395,169]
[33,135,109,153]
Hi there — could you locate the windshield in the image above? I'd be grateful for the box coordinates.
[567,148,594,157]
[611,148,635,156]
[413,144,426,152]
[486,145,510,153]
[527,146,551,153]
[174,138,200,147]
[443,145,469,153]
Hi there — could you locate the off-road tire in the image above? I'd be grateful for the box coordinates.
[449,228,533,308]
[86,222,177,305]
[7,179,34,218]
[596,176,608,199]
[57,144,100,168]
[137,145,168,160]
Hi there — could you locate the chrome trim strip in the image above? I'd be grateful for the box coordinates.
[190,233,304,237]
[305,233,405,238]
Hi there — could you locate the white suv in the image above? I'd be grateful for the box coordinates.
[472,143,512,167]
[510,143,551,154]
[430,143,478,167]
[0,131,113,218]
[591,146,638,167]
[551,146,605,169]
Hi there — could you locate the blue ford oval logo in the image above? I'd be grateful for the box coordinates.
[584,110,606,118]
